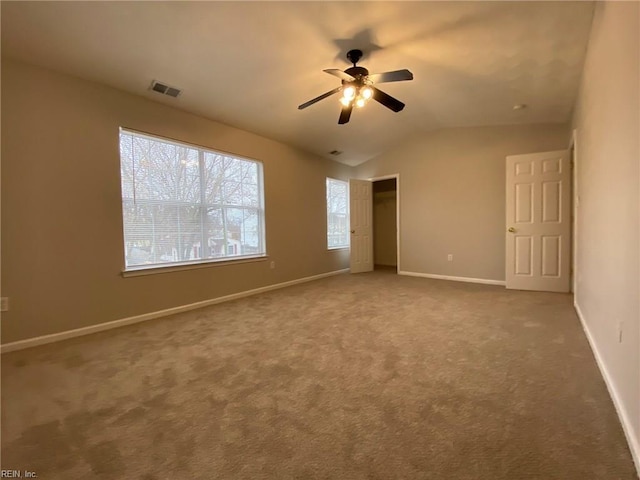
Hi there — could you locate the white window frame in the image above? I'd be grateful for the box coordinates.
[119,128,266,272]
[326,177,350,250]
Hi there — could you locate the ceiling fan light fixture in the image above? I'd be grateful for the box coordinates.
[298,49,413,124]
[342,85,356,100]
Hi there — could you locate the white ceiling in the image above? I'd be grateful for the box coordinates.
[1,1,594,166]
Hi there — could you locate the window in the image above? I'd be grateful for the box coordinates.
[119,129,266,270]
[326,178,349,249]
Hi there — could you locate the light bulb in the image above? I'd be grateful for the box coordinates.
[355,97,366,108]
[342,86,356,100]
[361,86,373,100]
[339,97,351,107]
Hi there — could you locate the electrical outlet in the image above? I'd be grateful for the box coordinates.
[270,261,276,269]
[618,321,624,343]
[447,254,453,262]
[0,297,8,312]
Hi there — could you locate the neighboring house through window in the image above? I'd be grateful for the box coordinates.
[119,129,266,270]
[326,178,349,249]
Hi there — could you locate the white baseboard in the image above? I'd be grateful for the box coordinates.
[574,301,640,477]
[398,270,506,286]
[1,269,349,354]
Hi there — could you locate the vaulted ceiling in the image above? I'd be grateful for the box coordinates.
[1,1,594,166]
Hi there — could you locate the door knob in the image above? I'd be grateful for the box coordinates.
[351,230,355,234]
[508,227,516,233]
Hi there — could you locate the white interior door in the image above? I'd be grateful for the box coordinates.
[349,179,373,273]
[506,150,571,292]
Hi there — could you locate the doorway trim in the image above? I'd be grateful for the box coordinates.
[569,129,579,294]
[368,173,400,273]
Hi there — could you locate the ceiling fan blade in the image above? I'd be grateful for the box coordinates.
[367,69,414,84]
[372,87,405,112]
[338,103,353,124]
[298,87,342,110]
[323,69,356,82]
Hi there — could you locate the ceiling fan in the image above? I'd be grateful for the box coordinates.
[298,49,414,125]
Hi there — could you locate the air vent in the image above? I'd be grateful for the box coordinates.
[329,150,343,156]
[150,80,182,98]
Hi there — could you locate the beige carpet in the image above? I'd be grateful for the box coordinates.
[1,271,636,479]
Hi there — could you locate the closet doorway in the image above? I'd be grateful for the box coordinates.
[372,176,398,272]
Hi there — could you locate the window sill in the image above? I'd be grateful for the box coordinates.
[121,255,268,277]
[327,246,350,252]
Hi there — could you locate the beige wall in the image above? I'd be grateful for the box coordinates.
[1,59,352,344]
[571,1,639,464]
[373,190,397,267]
[356,124,569,281]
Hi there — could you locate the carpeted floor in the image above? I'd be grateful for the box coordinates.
[1,271,637,479]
